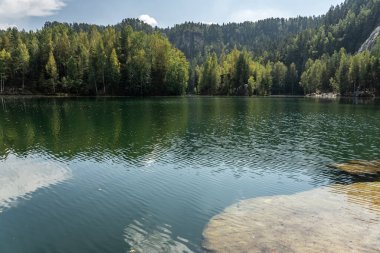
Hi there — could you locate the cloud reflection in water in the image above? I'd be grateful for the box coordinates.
[0,155,71,212]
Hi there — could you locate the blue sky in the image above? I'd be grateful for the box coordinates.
[0,0,345,30]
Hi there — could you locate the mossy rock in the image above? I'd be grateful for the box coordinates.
[329,160,380,174]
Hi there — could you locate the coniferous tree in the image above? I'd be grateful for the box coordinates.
[0,49,11,92]
[107,48,121,94]
[45,50,58,93]
[287,63,298,95]
[14,40,30,90]
[0,0,379,96]
[272,61,288,95]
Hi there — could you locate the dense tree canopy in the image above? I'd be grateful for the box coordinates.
[300,49,380,95]
[0,0,379,96]
[0,24,189,96]
[188,0,380,96]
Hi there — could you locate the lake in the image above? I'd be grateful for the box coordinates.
[0,97,379,253]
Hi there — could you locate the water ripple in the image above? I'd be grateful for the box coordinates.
[124,219,196,253]
[0,154,71,213]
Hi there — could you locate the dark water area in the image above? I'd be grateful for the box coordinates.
[0,97,379,252]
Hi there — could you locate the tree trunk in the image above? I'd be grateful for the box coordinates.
[103,72,106,95]
[0,77,3,93]
[94,81,98,95]
[22,72,25,90]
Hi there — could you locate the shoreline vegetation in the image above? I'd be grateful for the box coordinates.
[0,91,378,98]
[0,0,380,98]
[0,93,378,99]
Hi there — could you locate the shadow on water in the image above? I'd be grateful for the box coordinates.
[339,96,378,105]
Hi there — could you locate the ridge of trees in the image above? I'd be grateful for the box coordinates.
[0,0,380,96]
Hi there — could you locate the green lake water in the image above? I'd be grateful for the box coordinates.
[0,97,379,252]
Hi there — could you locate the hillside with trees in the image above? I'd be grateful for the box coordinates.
[0,24,188,96]
[168,0,380,96]
[0,0,379,96]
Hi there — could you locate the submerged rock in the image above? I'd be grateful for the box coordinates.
[329,160,380,174]
[203,182,380,253]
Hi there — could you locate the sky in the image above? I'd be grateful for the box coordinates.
[0,0,345,30]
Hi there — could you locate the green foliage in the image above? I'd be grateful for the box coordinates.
[0,49,11,92]
[198,52,220,95]
[372,37,380,57]
[286,63,299,95]
[107,48,121,94]
[196,48,286,96]
[14,40,30,89]
[0,24,189,96]
[165,48,189,95]
[172,0,380,96]
[0,0,379,96]
[234,51,251,93]
[301,49,379,95]
[45,50,58,92]
[272,62,288,95]
[0,49,11,75]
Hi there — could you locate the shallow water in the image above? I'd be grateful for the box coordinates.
[0,97,379,253]
[203,182,380,253]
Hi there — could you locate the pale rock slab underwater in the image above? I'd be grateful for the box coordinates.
[203,182,380,253]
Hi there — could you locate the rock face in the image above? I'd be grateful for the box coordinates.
[358,26,380,52]
[203,183,380,253]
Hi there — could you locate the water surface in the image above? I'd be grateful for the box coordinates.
[0,97,379,252]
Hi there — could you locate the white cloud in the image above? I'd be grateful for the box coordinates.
[0,0,65,19]
[138,14,158,26]
[0,23,17,30]
[229,9,289,23]
[201,21,216,25]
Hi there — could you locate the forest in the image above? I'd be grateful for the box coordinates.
[0,25,189,96]
[0,0,380,96]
